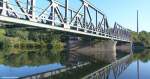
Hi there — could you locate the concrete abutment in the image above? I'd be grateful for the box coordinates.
[67,36,132,63]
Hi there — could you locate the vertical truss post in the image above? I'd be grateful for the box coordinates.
[30,0,36,21]
[124,29,126,39]
[118,27,120,38]
[122,27,123,39]
[96,10,98,31]
[50,5,54,26]
[0,0,3,14]
[126,31,127,40]
[114,25,116,38]
[120,27,122,39]
[117,26,119,39]
[125,29,126,40]
[48,0,56,26]
[64,0,70,29]
[121,27,122,39]
[122,27,125,39]
[26,0,29,13]
[127,30,128,40]
[122,28,124,39]
[126,30,127,40]
[119,26,121,39]
[113,24,115,37]
[117,25,119,38]
[1,0,7,16]
[65,0,68,23]
[104,16,107,35]
[84,5,86,29]
[83,1,88,29]
[70,10,73,20]
[83,4,86,29]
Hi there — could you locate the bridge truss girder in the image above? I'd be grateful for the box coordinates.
[0,0,131,42]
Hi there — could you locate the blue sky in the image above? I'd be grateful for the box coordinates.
[90,0,150,32]
[66,0,150,32]
[13,0,150,32]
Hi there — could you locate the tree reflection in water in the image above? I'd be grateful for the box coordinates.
[133,49,150,63]
[0,46,110,78]
[0,46,133,79]
[0,47,64,67]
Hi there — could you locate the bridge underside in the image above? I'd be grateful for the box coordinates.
[0,16,131,43]
[68,37,132,63]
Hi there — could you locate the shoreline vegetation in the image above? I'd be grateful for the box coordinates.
[0,26,149,53]
[131,31,150,48]
[0,28,64,53]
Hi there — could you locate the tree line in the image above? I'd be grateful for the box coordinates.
[0,27,64,52]
[131,31,150,47]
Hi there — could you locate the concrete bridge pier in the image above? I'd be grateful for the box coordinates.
[116,41,133,54]
[90,40,117,63]
[67,35,133,63]
[67,37,119,63]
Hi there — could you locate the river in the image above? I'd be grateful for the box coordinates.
[0,46,149,79]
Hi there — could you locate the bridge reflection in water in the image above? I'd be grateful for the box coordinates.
[19,52,132,79]
[82,55,132,79]
[0,45,132,79]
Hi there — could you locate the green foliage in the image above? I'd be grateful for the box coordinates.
[138,31,150,46]
[0,28,64,47]
[0,38,12,49]
[131,31,140,42]
[51,35,64,54]
[0,29,6,48]
[131,31,150,47]
[0,29,5,38]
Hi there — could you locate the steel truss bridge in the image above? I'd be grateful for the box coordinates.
[0,0,131,42]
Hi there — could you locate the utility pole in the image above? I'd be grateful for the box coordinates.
[137,10,140,79]
[137,60,140,79]
[137,10,139,34]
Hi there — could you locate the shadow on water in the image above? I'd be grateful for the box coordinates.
[0,46,108,78]
[0,41,132,79]
[0,46,132,79]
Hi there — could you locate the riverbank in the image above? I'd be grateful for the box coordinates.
[0,28,65,53]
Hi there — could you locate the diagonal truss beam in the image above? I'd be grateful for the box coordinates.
[0,0,131,42]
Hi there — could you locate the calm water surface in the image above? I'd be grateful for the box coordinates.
[116,49,150,79]
[0,47,149,79]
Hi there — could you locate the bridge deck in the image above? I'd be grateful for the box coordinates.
[0,16,130,42]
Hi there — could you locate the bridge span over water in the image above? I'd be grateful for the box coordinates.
[0,0,131,42]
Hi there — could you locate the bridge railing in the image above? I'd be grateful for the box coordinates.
[0,0,131,42]
[113,22,131,40]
